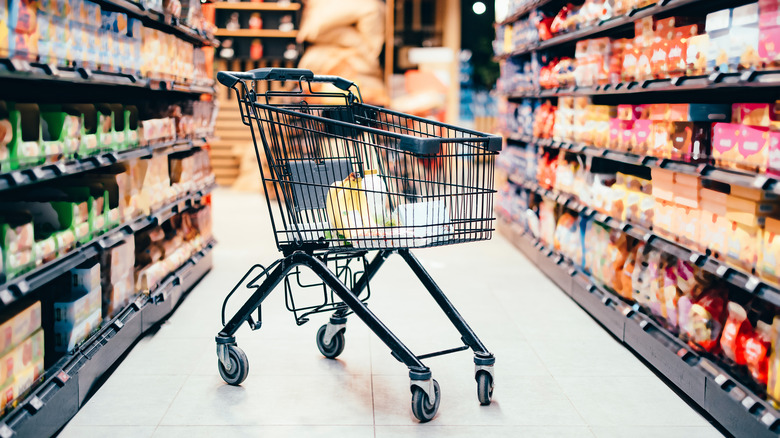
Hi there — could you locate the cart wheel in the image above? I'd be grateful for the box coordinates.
[316,324,345,359]
[476,371,493,405]
[218,345,249,386]
[411,379,440,422]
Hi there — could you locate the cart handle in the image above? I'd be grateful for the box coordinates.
[217,68,355,91]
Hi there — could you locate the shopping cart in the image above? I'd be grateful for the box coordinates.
[215,68,502,422]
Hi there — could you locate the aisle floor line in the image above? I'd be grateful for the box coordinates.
[57,189,723,437]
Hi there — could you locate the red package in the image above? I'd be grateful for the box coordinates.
[720,302,753,365]
[685,285,727,352]
[745,321,771,384]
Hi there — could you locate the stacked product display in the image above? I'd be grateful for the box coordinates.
[2,0,213,84]
[496,0,780,436]
[0,1,216,436]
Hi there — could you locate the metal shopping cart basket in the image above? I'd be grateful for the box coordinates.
[215,68,502,422]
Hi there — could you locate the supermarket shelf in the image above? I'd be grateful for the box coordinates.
[496,0,553,25]
[508,176,780,310]
[0,182,216,312]
[94,0,219,47]
[496,0,746,59]
[0,59,216,97]
[511,133,780,195]
[0,241,214,438]
[505,70,780,99]
[498,218,780,438]
[0,137,208,193]
[213,2,301,11]
[215,29,298,38]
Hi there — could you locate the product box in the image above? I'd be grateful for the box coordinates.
[733,103,772,126]
[649,121,672,158]
[0,329,43,386]
[100,238,134,285]
[700,208,730,255]
[53,286,100,326]
[712,122,742,167]
[671,122,711,162]
[103,273,134,318]
[0,302,41,357]
[653,199,675,237]
[759,216,780,284]
[734,184,780,201]
[631,119,653,154]
[727,194,780,225]
[668,103,731,122]
[70,260,100,294]
[759,26,780,67]
[53,307,100,353]
[0,357,43,416]
[726,221,760,270]
[729,3,761,71]
[676,205,701,247]
[737,125,770,171]
[706,9,732,72]
[687,34,710,75]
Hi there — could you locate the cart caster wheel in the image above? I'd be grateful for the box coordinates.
[316,324,345,359]
[411,379,440,422]
[476,371,493,405]
[218,345,249,386]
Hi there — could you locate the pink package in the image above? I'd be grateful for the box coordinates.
[768,131,780,175]
[738,125,770,170]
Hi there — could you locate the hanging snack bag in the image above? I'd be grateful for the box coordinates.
[720,302,753,365]
[684,285,727,352]
[745,321,771,385]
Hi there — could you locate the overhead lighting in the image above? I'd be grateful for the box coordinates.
[472,1,486,15]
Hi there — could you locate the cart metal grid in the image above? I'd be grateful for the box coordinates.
[215,68,501,422]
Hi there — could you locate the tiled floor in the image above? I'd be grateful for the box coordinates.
[59,189,724,437]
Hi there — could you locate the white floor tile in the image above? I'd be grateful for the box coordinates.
[59,189,723,436]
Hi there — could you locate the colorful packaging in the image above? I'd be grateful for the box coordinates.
[720,302,752,365]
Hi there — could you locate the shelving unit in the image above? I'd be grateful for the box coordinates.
[0,240,214,438]
[495,0,751,59]
[93,0,219,47]
[211,0,302,185]
[498,217,780,438]
[505,70,780,99]
[507,135,780,195]
[0,2,218,435]
[496,0,780,435]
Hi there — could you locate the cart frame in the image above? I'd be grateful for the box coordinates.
[215,68,500,422]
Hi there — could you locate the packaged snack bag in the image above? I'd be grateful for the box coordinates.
[720,302,752,365]
[745,321,771,385]
[767,316,780,406]
[618,243,640,301]
[684,285,727,352]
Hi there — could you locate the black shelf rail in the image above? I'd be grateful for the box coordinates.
[495,0,742,59]
[498,217,780,438]
[504,70,780,99]
[94,0,219,48]
[506,133,780,195]
[0,137,208,193]
[0,240,214,438]
[508,176,780,311]
[0,182,216,312]
[0,59,217,97]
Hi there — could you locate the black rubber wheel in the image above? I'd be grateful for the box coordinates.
[476,371,493,405]
[316,324,345,359]
[411,379,440,422]
[218,345,249,386]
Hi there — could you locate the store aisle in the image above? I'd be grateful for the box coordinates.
[58,189,723,438]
